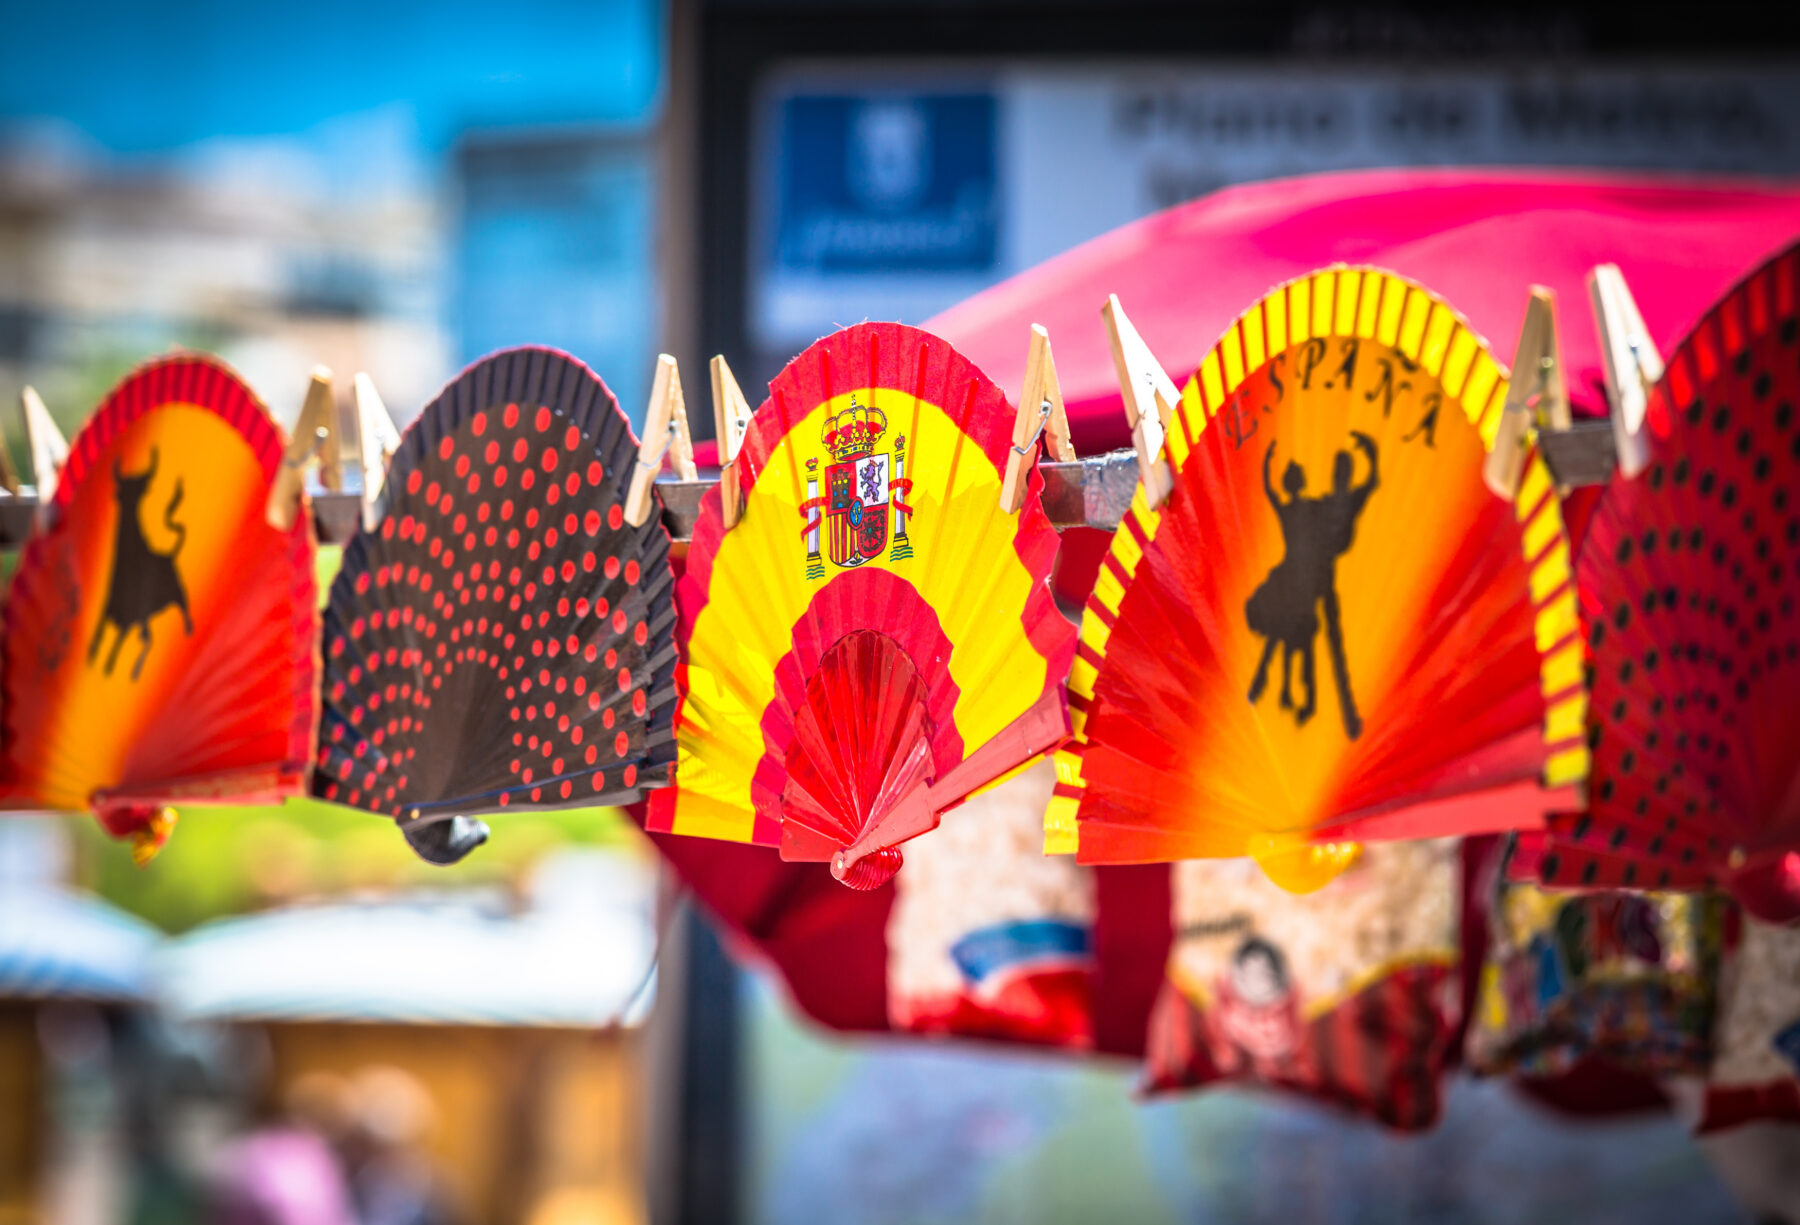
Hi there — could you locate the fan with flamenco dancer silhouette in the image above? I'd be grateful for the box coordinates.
[1049,268,1587,891]
[0,355,318,861]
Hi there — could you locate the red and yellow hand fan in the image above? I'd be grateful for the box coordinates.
[1531,242,1800,919]
[1050,268,1586,890]
[1,355,318,859]
[649,323,1075,888]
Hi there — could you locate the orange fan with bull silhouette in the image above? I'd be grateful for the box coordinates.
[1049,268,1587,891]
[0,355,318,859]
[649,322,1075,888]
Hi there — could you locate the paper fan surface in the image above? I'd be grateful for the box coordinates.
[1052,267,1586,890]
[312,349,677,854]
[1533,243,1800,918]
[650,322,1074,888]
[1,355,317,856]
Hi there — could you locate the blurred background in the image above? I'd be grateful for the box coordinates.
[2,3,1799,1223]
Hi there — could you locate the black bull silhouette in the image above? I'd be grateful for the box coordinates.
[87,447,193,681]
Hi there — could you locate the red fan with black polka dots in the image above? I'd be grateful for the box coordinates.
[1534,243,1800,920]
[313,348,677,862]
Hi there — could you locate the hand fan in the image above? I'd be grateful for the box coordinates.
[1530,242,1800,919]
[1050,267,1586,891]
[0,355,318,860]
[312,348,677,861]
[648,322,1075,889]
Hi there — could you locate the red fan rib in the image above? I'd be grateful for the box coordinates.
[781,630,935,888]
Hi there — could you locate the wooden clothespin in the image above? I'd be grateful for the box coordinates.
[20,386,68,504]
[267,367,342,531]
[353,372,403,531]
[710,354,754,530]
[1102,295,1177,510]
[624,354,696,528]
[1484,287,1568,500]
[1588,264,1662,480]
[0,397,21,495]
[1000,324,1076,514]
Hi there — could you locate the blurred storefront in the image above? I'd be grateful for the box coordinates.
[156,852,657,1225]
[0,821,159,1224]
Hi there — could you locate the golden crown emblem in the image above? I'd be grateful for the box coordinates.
[822,396,887,462]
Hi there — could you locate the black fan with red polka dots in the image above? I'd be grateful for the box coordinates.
[1534,242,1800,919]
[313,348,677,862]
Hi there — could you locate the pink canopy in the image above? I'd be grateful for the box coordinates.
[927,169,1800,454]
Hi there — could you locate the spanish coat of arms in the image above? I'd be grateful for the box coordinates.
[802,397,914,579]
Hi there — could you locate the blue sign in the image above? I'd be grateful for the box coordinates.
[770,93,999,276]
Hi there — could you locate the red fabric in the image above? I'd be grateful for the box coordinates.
[641,806,895,1032]
[1091,862,1173,1057]
[896,970,1094,1047]
[927,170,1800,455]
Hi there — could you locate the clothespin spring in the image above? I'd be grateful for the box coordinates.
[1011,399,1054,458]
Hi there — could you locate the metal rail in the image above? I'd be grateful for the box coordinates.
[0,430,1617,549]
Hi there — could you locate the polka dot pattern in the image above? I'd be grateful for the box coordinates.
[313,348,678,827]
[1541,243,1800,901]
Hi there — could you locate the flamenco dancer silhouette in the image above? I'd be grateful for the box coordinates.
[1245,432,1379,739]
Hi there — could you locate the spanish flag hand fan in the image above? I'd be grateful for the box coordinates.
[1532,243,1800,919]
[649,323,1075,888]
[0,355,317,860]
[312,349,677,864]
[1051,268,1586,890]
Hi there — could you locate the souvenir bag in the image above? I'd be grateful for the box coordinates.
[1143,839,1461,1129]
[1050,268,1585,891]
[1530,242,1800,921]
[649,323,1075,888]
[0,356,317,859]
[1699,914,1800,1131]
[312,348,677,862]
[1469,838,1720,1077]
[887,759,1095,1045]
